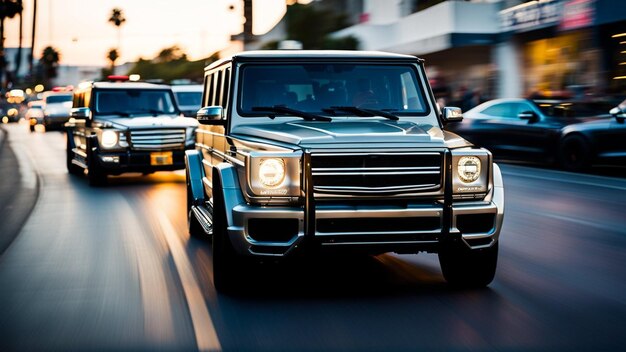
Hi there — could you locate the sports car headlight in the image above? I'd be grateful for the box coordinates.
[259,158,286,187]
[457,156,481,183]
[101,130,119,148]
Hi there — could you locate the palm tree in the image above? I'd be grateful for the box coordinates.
[41,45,60,88]
[14,0,23,81]
[107,48,119,75]
[0,0,23,88]
[108,8,126,52]
[29,0,36,78]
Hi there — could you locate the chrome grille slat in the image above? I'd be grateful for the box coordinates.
[311,152,443,196]
[129,129,185,150]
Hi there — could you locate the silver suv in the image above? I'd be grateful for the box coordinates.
[186,51,504,292]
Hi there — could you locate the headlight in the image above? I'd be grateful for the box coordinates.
[451,149,490,195]
[247,152,302,200]
[457,156,481,183]
[258,158,286,188]
[101,130,119,148]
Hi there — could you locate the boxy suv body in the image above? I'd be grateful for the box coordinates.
[185,51,505,292]
[66,78,197,186]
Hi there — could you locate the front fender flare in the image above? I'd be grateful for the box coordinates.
[213,163,245,229]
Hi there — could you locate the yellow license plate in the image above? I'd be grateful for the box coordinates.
[150,151,173,166]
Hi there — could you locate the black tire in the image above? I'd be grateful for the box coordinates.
[187,174,205,238]
[558,135,591,172]
[66,135,82,176]
[211,181,242,294]
[87,146,107,187]
[29,124,35,132]
[439,241,498,288]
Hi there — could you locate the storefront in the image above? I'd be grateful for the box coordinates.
[498,0,626,99]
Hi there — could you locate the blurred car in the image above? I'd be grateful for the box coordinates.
[171,84,202,117]
[26,100,45,132]
[42,91,73,130]
[446,98,624,171]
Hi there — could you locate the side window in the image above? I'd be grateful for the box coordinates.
[214,70,223,107]
[206,74,214,106]
[481,103,517,119]
[84,90,91,109]
[222,67,231,110]
[513,102,534,118]
[73,93,82,108]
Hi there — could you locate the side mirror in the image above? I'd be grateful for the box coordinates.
[442,107,463,123]
[70,107,90,119]
[196,106,225,125]
[610,106,626,123]
[518,111,538,123]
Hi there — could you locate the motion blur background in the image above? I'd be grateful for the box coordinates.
[1,0,625,106]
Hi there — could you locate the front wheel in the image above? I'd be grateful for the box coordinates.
[558,135,591,172]
[212,183,243,294]
[439,241,498,288]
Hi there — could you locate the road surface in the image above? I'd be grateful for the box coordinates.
[0,122,625,351]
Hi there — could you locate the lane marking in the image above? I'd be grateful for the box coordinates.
[120,200,176,343]
[156,210,221,352]
[516,208,626,235]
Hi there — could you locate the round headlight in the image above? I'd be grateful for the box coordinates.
[457,156,481,183]
[258,158,286,188]
[101,130,119,148]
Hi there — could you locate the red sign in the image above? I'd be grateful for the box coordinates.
[561,0,595,31]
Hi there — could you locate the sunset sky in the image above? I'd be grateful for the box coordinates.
[4,0,293,67]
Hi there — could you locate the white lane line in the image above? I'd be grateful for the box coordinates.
[501,168,626,191]
[120,199,176,343]
[156,210,221,352]
[10,143,37,190]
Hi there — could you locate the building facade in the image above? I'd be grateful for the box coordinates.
[252,0,626,103]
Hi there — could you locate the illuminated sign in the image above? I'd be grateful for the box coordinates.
[500,0,564,33]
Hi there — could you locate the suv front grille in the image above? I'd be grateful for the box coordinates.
[129,129,186,150]
[311,152,443,196]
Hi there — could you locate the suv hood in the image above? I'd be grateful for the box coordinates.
[101,115,198,130]
[232,120,446,147]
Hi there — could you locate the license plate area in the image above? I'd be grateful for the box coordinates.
[150,151,173,165]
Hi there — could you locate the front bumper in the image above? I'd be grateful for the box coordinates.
[44,116,70,128]
[227,185,504,257]
[95,148,191,173]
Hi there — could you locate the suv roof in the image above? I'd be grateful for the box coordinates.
[91,81,172,90]
[207,50,423,71]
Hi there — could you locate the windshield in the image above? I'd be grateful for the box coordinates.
[239,63,431,119]
[46,95,72,104]
[175,92,202,107]
[94,89,176,116]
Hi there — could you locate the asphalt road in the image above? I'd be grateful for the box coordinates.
[0,122,625,351]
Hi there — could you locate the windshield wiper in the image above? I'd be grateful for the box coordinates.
[128,109,169,116]
[324,106,399,121]
[101,111,131,117]
[252,105,331,122]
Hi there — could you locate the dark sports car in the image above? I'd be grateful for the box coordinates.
[446,98,625,171]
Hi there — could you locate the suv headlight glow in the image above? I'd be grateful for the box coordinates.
[101,130,119,148]
[451,149,490,195]
[457,156,481,183]
[247,151,302,199]
[259,158,286,187]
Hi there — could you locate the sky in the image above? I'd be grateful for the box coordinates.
[4,0,292,67]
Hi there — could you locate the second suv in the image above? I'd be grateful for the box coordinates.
[66,77,198,186]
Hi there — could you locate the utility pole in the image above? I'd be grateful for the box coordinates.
[29,0,36,78]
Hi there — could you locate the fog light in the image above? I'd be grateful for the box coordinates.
[101,156,120,163]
